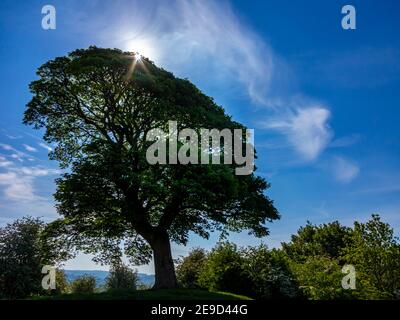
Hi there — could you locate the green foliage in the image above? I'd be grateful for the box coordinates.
[341,214,400,299]
[54,269,70,294]
[289,256,354,300]
[105,263,137,291]
[278,220,355,299]
[176,248,207,289]
[70,275,97,294]
[0,217,64,299]
[280,214,400,300]
[192,243,299,299]
[197,242,250,295]
[282,221,352,262]
[137,283,153,290]
[177,215,397,300]
[243,245,299,299]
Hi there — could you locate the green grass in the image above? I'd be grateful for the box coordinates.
[31,289,252,300]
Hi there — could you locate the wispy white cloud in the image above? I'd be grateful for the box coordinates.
[0,143,30,162]
[330,134,361,148]
[5,134,22,140]
[10,153,24,162]
[23,144,37,153]
[0,165,59,202]
[38,142,52,152]
[260,107,333,161]
[0,143,13,151]
[0,142,59,202]
[0,172,36,202]
[332,156,359,183]
[0,156,13,168]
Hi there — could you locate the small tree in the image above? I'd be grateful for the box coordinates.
[70,275,96,294]
[0,217,66,299]
[105,263,137,291]
[176,248,207,289]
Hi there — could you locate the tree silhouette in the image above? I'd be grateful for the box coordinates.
[24,47,278,288]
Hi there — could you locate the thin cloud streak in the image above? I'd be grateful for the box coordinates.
[23,144,37,152]
[38,142,52,152]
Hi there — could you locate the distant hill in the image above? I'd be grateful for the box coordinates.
[64,270,154,287]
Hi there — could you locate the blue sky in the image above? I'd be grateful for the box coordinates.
[0,0,399,273]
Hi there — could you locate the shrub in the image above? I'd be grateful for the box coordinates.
[198,242,250,295]
[176,248,207,289]
[105,263,137,291]
[289,256,354,300]
[70,275,96,294]
[243,245,299,299]
[137,283,152,290]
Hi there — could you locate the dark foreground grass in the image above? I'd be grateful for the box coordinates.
[31,289,252,300]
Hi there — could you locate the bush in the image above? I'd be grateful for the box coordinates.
[105,263,137,291]
[198,242,250,295]
[137,283,152,290]
[243,245,299,299]
[176,248,207,289]
[70,275,96,294]
[289,256,354,300]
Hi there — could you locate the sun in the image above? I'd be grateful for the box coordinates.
[126,37,157,61]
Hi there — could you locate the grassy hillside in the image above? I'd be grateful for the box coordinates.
[31,289,252,300]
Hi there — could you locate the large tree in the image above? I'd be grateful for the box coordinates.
[24,47,278,288]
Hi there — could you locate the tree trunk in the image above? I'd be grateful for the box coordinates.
[151,231,177,289]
